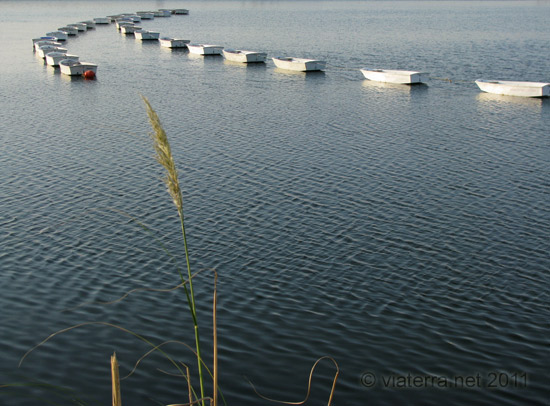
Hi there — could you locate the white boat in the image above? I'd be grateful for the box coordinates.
[159,37,190,48]
[107,15,123,23]
[68,23,87,32]
[223,49,267,63]
[34,40,62,51]
[134,30,160,40]
[58,26,78,36]
[37,45,67,58]
[33,36,57,44]
[115,19,134,30]
[59,59,97,76]
[79,20,96,29]
[187,44,223,55]
[272,57,326,72]
[123,15,141,22]
[172,9,189,15]
[93,17,110,24]
[45,52,79,67]
[33,37,59,50]
[360,69,428,84]
[136,12,155,19]
[45,31,68,41]
[120,25,142,34]
[475,79,550,98]
[155,9,172,17]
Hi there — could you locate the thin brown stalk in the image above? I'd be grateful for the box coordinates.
[186,364,193,406]
[248,356,340,406]
[213,272,218,406]
[111,352,122,406]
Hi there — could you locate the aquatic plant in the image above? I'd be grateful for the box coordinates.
[142,95,206,405]
[6,97,339,406]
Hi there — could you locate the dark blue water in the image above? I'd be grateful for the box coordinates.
[1,1,549,405]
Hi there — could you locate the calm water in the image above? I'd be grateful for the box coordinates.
[1,1,549,405]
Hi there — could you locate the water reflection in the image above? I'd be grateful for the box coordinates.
[361,79,429,92]
[272,67,326,79]
[476,92,544,112]
[223,59,268,70]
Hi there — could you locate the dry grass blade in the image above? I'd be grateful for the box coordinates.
[111,352,122,406]
[122,340,197,380]
[167,397,213,406]
[248,356,340,406]
[186,364,193,406]
[213,272,218,406]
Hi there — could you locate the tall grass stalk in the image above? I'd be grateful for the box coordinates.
[142,95,205,405]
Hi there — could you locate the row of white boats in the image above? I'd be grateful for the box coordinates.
[32,9,190,77]
[33,9,550,97]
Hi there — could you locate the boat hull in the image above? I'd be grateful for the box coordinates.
[79,21,96,29]
[223,49,267,63]
[272,57,326,72]
[360,69,428,84]
[37,45,67,58]
[135,30,160,40]
[59,61,98,76]
[120,25,141,34]
[475,79,550,98]
[68,23,87,32]
[93,17,110,24]
[155,10,172,17]
[136,12,155,20]
[58,26,78,36]
[45,52,79,67]
[159,38,190,48]
[187,44,223,55]
[45,32,68,41]
[34,41,62,51]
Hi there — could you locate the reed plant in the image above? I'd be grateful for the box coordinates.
[142,95,206,405]
[7,97,340,406]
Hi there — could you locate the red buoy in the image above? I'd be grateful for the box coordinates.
[83,70,96,80]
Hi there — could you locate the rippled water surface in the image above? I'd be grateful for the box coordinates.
[1,1,549,405]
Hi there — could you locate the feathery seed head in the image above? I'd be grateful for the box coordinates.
[142,96,184,215]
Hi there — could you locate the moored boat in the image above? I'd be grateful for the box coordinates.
[136,12,155,19]
[45,31,68,41]
[360,69,428,84]
[223,49,267,63]
[115,19,134,30]
[93,17,110,24]
[475,79,550,98]
[124,15,141,22]
[34,40,62,52]
[45,52,79,67]
[58,26,78,36]
[107,15,123,23]
[155,9,172,17]
[134,30,160,40]
[37,45,67,58]
[172,9,189,15]
[79,20,96,29]
[59,59,97,76]
[159,37,190,48]
[68,23,87,32]
[187,44,223,55]
[33,36,58,46]
[120,25,142,34]
[272,56,326,72]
